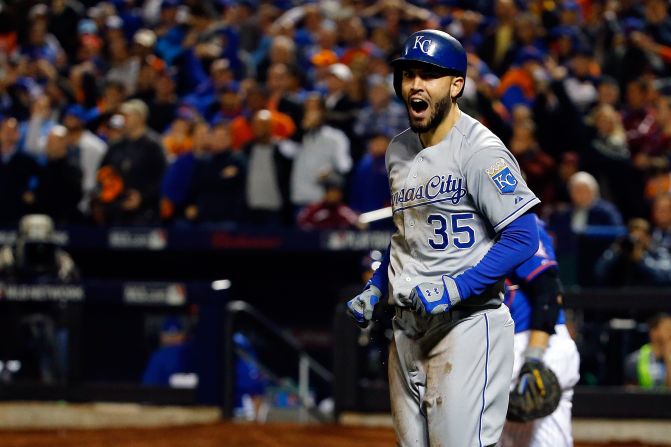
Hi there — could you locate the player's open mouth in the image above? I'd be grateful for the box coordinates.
[409,98,429,118]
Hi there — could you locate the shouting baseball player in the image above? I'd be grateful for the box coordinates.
[500,215,580,447]
[347,30,541,446]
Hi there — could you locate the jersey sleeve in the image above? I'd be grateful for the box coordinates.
[463,146,540,232]
[513,218,558,283]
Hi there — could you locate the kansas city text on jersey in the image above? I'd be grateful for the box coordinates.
[392,174,467,211]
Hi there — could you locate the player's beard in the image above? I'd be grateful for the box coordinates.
[408,94,452,134]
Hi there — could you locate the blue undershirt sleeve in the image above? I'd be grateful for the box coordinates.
[366,244,390,296]
[455,212,539,299]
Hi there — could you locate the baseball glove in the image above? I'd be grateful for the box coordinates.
[507,359,561,422]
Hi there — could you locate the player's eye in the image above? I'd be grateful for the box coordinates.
[421,70,442,79]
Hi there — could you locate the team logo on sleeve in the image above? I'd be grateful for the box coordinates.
[486,160,518,194]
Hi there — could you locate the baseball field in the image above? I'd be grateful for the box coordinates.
[0,423,663,447]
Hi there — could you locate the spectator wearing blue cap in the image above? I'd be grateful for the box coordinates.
[557,0,583,28]
[177,4,242,92]
[548,25,581,65]
[62,104,108,214]
[183,58,237,118]
[153,0,188,66]
[142,316,194,387]
[496,45,547,111]
[562,44,600,113]
[111,0,145,44]
[75,18,105,66]
[205,84,242,125]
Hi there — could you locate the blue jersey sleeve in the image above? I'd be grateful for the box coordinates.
[367,245,390,296]
[455,212,539,299]
[512,215,558,283]
[505,216,565,332]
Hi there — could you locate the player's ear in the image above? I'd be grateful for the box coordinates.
[451,76,465,100]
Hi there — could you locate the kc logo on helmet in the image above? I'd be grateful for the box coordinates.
[413,35,434,55]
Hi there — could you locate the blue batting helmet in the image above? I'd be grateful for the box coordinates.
[391,29,467,99]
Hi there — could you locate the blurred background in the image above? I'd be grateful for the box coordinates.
[0,0,670,445]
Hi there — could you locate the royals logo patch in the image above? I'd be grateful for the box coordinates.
[486,160,518,194]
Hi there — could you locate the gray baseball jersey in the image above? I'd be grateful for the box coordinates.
[385,111,534,446]
[386,112,540,310]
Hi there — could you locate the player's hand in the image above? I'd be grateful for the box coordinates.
[409,276,460,316]
[345,285,381,328]
[507,358,561,422]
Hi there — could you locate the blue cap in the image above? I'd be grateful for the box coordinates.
[161,0,181,10]
[515,46,545,65]
[65,104,89,122]
[622,17,645,33]
[574,42,593,56]
[161,317,183,333]
[78,19,98,35]
[561,0,580,11]
[175,107,197,122]
[13,77,33,91]
[550,25,578,40]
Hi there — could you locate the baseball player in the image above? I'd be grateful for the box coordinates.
[347,30,541,446]
[499,215,580,447]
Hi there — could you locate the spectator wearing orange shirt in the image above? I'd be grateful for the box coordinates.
[496,46,545,111]
[229,85,295,150]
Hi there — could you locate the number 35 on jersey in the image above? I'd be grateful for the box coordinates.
[427,213,475,250]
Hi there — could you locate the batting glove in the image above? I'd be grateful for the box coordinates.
[346,285,381,328]
[410,275,461,316]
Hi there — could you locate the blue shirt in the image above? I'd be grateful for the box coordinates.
[505,215,565,333]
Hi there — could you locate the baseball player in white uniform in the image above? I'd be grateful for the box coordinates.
[347,30,542,446]
[499,215,580,447]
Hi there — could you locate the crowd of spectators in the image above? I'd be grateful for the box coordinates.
[3,0,671,281]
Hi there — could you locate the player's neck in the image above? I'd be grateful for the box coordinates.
[419,104,461,148]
